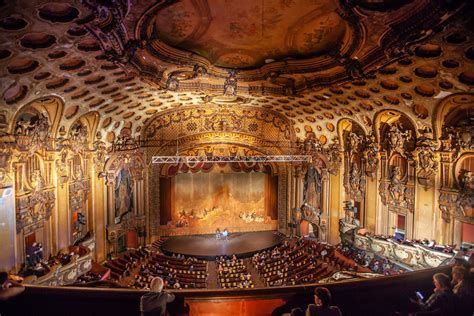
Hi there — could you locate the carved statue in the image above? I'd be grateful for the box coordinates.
[388,166,405,204]
[456,172,474,218]
[31,169,46,192]
[350,162,361,192]
[304,165,322,210]
[30,114,50,144]
[93,139,108,173]
[344,161,365,201]
[363,132,379,174]
[348,132,363,154]
[326,137,342,174]
[299,135,322,155]
[335,53,365,79]
[446,126,474,152]
[70,123,89,153]
[74,164,84,181]
[224,71,238,96]
[15,118,34,136]
[414,132,439,178]
[386,123,411,157]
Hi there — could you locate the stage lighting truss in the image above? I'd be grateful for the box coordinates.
[151,155,312,164]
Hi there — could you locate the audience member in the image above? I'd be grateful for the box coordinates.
[409,273,456,316]
[451,266,474,315]
[306,287,342,316]
[0,272,25,301]
[140,277,175,316]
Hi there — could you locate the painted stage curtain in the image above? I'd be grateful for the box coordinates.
[265,175,278,220]
[160,177,172,225]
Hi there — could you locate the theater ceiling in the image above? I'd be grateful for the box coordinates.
[0,0,473,145]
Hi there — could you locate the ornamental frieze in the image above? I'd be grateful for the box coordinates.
[144,105,294,143]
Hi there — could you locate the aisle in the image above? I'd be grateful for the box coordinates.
[206,260,220,289]
[244,258,265,288]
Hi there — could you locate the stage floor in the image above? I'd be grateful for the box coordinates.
[160,231,283,260]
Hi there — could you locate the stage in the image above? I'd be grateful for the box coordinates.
[160,231,283,260]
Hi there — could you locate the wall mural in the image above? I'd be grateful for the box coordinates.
[114,168,134,224]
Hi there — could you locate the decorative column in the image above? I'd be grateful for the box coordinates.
[91,172,106,262]
[328,169,342,245]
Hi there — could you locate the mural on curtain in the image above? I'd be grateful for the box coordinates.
[114,168,134,224]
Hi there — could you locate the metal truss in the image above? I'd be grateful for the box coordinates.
[151,155,312,164]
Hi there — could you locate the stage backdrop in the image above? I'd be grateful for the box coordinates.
[160,170,278,235]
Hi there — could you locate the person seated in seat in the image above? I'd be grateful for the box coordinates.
[306,287,342,316]
[451,266,474,315]
[0,272,25,301]
[409,273,456,316]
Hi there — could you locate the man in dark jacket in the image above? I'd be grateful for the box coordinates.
[140,277,175,316]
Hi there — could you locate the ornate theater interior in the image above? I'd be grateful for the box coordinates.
[0,0,473,315]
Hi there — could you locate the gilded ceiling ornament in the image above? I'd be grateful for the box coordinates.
[166,65,207,91]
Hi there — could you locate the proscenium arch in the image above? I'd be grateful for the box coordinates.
[142,104,298,156]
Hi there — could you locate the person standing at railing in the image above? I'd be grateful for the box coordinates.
[140,277,175,316]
